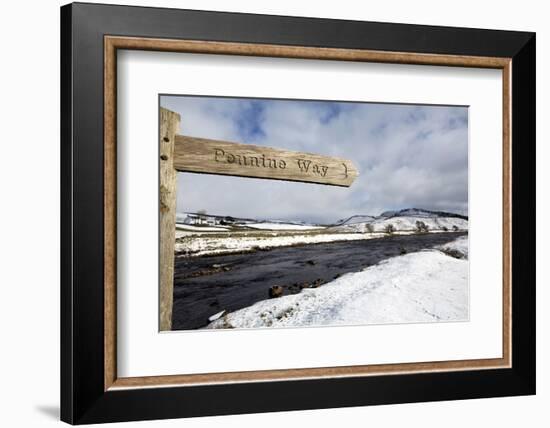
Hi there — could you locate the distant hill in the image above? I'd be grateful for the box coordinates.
[379,208,468,221]
[334,208,467,227]
[333,214,377,226]
[330,208,467,233]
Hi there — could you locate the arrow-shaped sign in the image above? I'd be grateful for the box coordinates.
[173,135,358,187]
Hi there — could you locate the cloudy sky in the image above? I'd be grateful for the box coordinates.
[160,95,468,224]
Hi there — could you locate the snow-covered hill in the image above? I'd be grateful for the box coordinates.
[330,208,467,233]
[380,208,468,220]
[331,216,467,233]
[333,214,377,225]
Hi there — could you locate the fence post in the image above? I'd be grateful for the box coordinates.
[159,108,180,331]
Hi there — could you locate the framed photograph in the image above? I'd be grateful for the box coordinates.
[61,2,535,424]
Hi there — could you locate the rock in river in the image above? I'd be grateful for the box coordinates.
[269,285,284,298]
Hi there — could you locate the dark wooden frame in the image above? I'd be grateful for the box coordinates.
[61,2,536,424]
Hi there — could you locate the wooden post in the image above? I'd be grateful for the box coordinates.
[159,108,180,331]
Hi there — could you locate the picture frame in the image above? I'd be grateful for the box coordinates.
[61,2,535,424]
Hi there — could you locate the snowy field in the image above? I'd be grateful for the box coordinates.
[175,228,463,256]
[176,230,409,256]
[176,224,230,233]
[206,236,469,329]
[176,222,322,233]
[244,223,324,231]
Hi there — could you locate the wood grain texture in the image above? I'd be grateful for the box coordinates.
[174,135,358,187]
[103,35,513,389]
[104,36,117,390]
[105,36,510,69]
[159,108,181,331]
[111,357,509,389]
[502,61,512,367]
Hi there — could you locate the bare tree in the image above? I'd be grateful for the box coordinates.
[415,220,429,233]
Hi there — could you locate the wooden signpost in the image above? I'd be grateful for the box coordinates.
[159,108,358,330]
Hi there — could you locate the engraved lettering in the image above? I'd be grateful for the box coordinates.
[181,140,357,186]
[297,159,311,173]
[214,149,286,170]
[248,156,260,167]
[212,149,337,180]
[214,148,225,162]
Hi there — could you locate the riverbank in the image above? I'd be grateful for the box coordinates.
[175,229,465,257]
[206,236,469,329]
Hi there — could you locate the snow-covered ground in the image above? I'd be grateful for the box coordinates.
[330,215,467,233]
[437,235,468,259]
[175,231,388,256]
[176,224,230,232]
[206,237,469,329]
[244,223,324,231]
